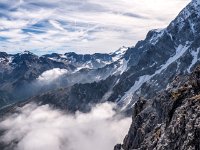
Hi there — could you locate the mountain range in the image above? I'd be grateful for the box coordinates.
[0,0,200,149]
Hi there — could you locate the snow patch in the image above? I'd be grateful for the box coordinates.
[187,48,200,73]
[7,56,13,64]
[48,57,62,62]
[173,0,200,31]
[112,46,127,62]
[60,55,67,59]
[113,59,128,75]
[0,56,13,64]
[155,43,191,74]
[119,75,152,110]
[96,59,101,63]
[149,29,165,45]
[189,20,196,34]
[19,51,34,55]
[0,58,5,62]
[119,43,191,109]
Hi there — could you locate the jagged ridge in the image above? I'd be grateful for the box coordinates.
[114,65,200,150]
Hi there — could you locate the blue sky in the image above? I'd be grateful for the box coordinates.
[0,0,190,54]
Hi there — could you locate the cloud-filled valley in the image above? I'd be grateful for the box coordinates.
[0,0,190,54]
[0,102,131,150]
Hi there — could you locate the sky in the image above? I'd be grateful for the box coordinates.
[0,0,190,55]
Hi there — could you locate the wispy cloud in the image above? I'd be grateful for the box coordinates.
[0,0,190,54]
[49,20,65,31]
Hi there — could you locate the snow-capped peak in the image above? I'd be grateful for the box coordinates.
[113,46,128,55]
[149,28,165,45]
[19,50,34,55]
[111,46,128,62]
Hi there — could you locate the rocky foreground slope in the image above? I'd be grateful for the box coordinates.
[114,66,200,150]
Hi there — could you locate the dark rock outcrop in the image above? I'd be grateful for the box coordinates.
[115,66,200,150]
[108,0,200,108]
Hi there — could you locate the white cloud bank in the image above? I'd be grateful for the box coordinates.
[0,102,131,150]
[0,0,190,54]
[37,68,68,84]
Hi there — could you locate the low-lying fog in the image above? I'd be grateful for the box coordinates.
[0,102,131,150]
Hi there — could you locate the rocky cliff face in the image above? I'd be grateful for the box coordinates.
[109,0,200,109]
[114,65,200,150]
[114,1,200,149]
